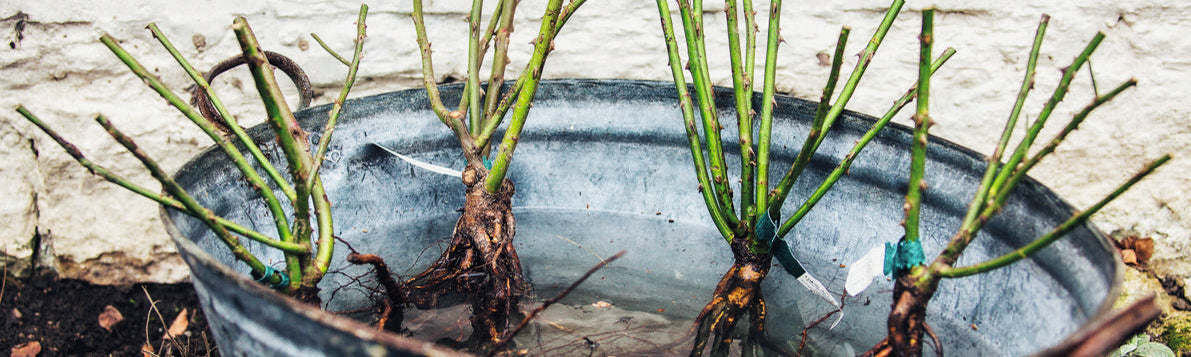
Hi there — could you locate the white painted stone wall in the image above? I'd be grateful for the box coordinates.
[1,1,1188,286]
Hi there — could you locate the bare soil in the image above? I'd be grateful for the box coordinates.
[0,274,218,356]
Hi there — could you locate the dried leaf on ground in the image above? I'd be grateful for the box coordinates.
[141,342,154,357]
[1116,236,1155,266]
[11,341,41,357]
[165,308,189,339]
[98,305,124,331]
[1122,249,1138,265]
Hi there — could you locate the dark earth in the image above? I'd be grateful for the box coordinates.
[0,274,218,356]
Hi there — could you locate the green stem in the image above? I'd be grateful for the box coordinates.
[986,32,1104,206]
[1015,79,1136,179]
[310,33,351,66]
[453,0,508,117]
[938,156,1170,278]
[725,0,755,217]
[656,0,734,240]
[147,25,297,203]
[16,106,305,254]
[308,4,368,189]
[478,0,507,57]
[305,4,365,276]
[233,17,317,289]
[767,0,904,210]
[100,33,295,246]
[777,48,956,238]
[675,0,739,227]
[903,8,934,244]
[233,17,313,204]
[307,4,362,278]
[935,33,1115,271]
[95,115,279,286]
[482,0,517,149]
[752,0,782,220]
[742,0,756,101]
[411,0,480,164]
[972,82,1139,241]
[465,0,485,136]
[306,177,334,283]
[767,26,849,214]
[956,15,1049,236]
[474,0,587,151]
[812,0,903,146]
[483,0,567,194]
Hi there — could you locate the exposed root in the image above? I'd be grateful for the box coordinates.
[292,286,322,306]
[346,252,408,333]
[688,237,792,357]
[923,322,942,357]
[404,164,529,353]
[861,273,938,357]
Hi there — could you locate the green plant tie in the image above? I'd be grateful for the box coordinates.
[883,237,925,277]
[759,211,839,308]
[758,210,806,276]
[483,157,494,170]
[756,210,779,249]
[253,266,290,290]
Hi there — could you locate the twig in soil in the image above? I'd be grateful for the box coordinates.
[141,286,187,356]
[486,250,626,357]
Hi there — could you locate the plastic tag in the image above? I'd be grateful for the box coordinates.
[371,143,462,178]
[844,244,886,296]
[773,238,839,308]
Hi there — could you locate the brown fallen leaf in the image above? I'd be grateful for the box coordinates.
[98,305,124,331]
[1115,235,1155,267]
[165,308,190,339]
[1131,237,1154,264]
[1121,249,1138,266]
[11,341,41,357]
[141,342,155,357]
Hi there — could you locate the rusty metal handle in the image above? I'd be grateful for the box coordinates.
[190,50,314,133]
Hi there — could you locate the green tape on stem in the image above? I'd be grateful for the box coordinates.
[883,237,925,277]
[759,210,809,277]
[253,266,291,290]
[757,210,779,248]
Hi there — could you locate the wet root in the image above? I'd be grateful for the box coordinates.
[404,165,529,352]
[860,273,938,357]
[688,238,792,357]
[346,252,407,333]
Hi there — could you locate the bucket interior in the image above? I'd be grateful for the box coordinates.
[166,79,1119,356]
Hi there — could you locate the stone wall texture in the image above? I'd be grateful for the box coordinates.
[1,1,1189,286]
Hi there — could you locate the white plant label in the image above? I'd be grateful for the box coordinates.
[844,244,886,296]
[371,143,463,178]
